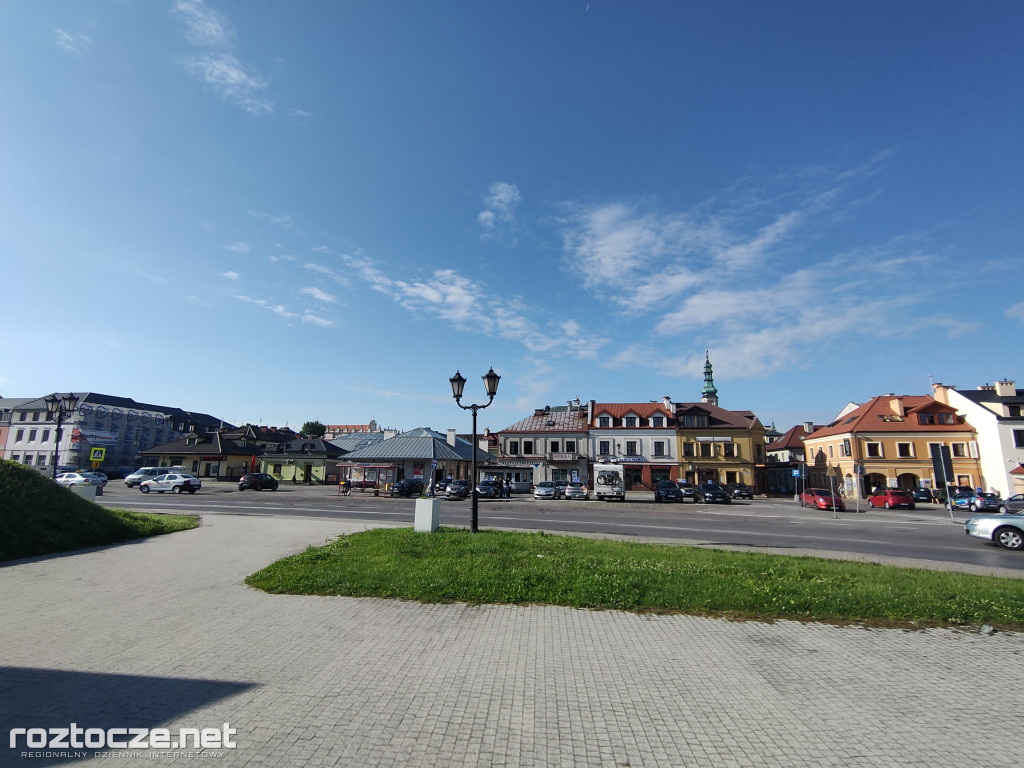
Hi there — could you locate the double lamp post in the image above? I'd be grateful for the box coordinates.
[449,368,500,533]
[45,392,80,481]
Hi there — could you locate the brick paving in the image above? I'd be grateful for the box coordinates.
[1,513,1020,767]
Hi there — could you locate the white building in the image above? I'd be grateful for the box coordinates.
[932,379,1024,497]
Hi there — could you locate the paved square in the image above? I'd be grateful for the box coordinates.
[1,513,1019,767]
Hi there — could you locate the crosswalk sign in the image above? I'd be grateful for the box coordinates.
[89,447,106,462]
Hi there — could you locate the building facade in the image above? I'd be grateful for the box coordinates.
[498,403,588,487]
[588,398,678,489]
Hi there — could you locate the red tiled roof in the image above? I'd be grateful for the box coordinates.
[674,402,759,430]
[767,423,824,451]
[590,403,674,427]
[809,395,968,438]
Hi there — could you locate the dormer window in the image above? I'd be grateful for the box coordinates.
[625,416,637,428]
[186,436,199,446]
[599,416,610,428]
[652,416,664,427]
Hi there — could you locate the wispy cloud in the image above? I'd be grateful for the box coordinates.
[300,286,336,303]
[54,29,92,54]
[173,0,273,116]
[248,211,292,228]
[1005,302,1024,323]
[232,293,336,328]
[225,242,250,254]
[220,270,240,280]
[478,181,521,237]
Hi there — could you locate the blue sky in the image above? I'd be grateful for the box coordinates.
[2,1,1021,436]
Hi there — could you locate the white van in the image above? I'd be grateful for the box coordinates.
[124,466,184,488]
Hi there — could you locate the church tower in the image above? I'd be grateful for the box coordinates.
[700,349,719,406]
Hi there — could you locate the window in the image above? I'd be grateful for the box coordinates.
[15,429,24,442]
[625,441,637,456]
[28,429,37,441]
[827,445,834,458]
[599,416,610,427]
[699,443,712,457]
[653,441,665,457]
[652,416,664,427]
[37,455,46,466]
[897,443,913,458]
[11,455,19,463]
[725,471,737,485]
[19,413,27,421]
[508,440,519,454]
[1009,405,1021,418]
[866,442,882,458]
[682,414,708,428]
[32,412,40,422]
[683,443,694,457]
[723,443,735,458]
[937,412,955,424]
[952,443,966,457]
[565,440,576,452]
[1013,430,1024,449]
[22,455,32,464]
[273,464,282,475]
[523,440,534,454]
[550,441,560,453]
[919,412,935,425]
[41,429,50,442]
[599,440,610,456]
[625,416,637,428]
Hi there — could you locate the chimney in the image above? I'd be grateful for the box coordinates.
[663,396,673,410]
[588,400,594,422]
[803,421,814,434]
[890,396,905,417]
[995,380,1016,397]
[447,429,456,447]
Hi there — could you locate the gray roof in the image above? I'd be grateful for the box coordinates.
[342,427,490,462]
[330,432,388,453]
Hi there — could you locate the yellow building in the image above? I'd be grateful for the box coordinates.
[802,395,982,499]
[675,402,766,490]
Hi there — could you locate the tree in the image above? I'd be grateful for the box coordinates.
[300,420,327,438]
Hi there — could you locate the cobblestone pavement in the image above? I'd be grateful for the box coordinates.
[1,513,1020,767]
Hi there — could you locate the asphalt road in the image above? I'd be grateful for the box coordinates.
[96,482,1024,577]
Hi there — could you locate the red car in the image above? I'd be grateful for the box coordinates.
[868,489,916,509]
[799,488,845,511]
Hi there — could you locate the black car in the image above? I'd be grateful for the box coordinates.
[675,481,696,501]
[728,483,753,500]
[390,478,425,497]
[911,488,934,503]
[476,481,499,498]
[654,480,685,502]
[694,483,732,504]
[238,473,279,491]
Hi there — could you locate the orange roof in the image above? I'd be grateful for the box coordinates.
[590,402,674,427]
[809,395,968,438]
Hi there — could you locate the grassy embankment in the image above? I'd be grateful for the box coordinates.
[246,526,1024,630]
[0,460,198,562]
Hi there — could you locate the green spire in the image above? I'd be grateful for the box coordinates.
[701,349,718,404]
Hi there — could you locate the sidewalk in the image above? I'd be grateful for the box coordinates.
[1,514,1020,767]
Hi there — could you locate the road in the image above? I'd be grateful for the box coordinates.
[96,482,1024,577]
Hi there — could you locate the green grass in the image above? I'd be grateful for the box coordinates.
[0,460,199,562]
[246,526,1024,629]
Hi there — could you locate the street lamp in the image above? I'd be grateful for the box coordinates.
[45,392,80,481]
[449,368,500,533]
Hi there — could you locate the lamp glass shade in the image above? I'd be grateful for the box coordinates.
[449,371,467,400]
[483,368,501,398]
[44,394,60,420]
[61,393,79,413]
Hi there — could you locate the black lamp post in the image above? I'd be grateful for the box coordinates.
[45,392,80,481]
[449,368,500,533]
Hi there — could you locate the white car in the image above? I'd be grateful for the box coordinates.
[139,473,202,495]
[77,471,108,487]
[55,472,95,487]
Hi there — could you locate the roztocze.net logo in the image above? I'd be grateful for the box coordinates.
[10,723,236,753]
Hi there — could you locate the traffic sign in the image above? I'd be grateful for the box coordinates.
[89,447,106,462]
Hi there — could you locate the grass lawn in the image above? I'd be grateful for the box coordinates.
[245,526,1024,630]
[0,460,199,562]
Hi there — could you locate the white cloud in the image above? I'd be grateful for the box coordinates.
[220,270,240,280]
[248,211,292,228]
[232,293,334,328]
[301,286,336,303]
[478,181,521,232]
[54,29,92,54]
[225,242,250,254]
[1007,302,1024,322]
[173,1,273,116]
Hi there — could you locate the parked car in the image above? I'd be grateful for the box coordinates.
[238,473,279,491]
[868,489,916,510]
[728,483,753,500]
[139,473,201,494]
[434,480,449,495]
[564,481,589,500]
[55,472,95,487]
[654,480,685,502]
[675,481,696,501]
[125,466,184,488]
[950,489,1002,513]
[390,478,425,497]
[911,488,934,503]
[476,480,499,498]
[534,481,562,500]
[1000,494,1024,514]
[446,479,472,499]
[77,471,108,487]
[554,481,568,497]
[965,509,1024,551]
[693,483,732,504]
[799,488,844,511]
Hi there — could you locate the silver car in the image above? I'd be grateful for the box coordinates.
[534,481,561,499]
[564,482,589,500]
[999,494,1024,514]
[964,510,1024,550]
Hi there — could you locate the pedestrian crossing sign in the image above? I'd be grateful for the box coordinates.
[90,447,106,462]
